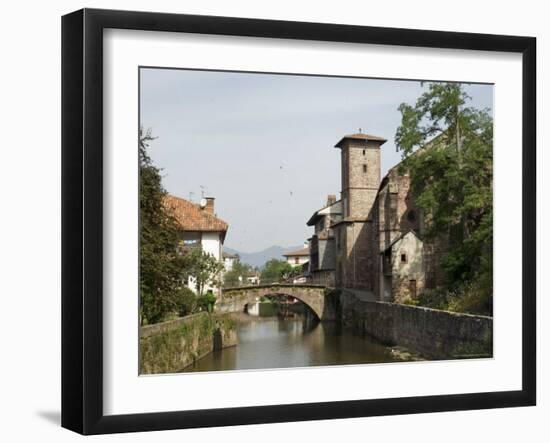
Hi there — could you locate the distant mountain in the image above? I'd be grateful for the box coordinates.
[224,245,304,269]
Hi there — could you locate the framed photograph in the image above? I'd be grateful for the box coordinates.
[61,8,536,435]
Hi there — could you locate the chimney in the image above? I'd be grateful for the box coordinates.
[326,194,336,206]
[204,197,215,214]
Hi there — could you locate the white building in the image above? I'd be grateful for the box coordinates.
[164,194,228,295]
[222,251,238,272]
[245,272,261,285]
[283,243,310,268]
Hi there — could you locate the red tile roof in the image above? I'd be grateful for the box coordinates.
[283,247,310,257]
[163,194,228,236]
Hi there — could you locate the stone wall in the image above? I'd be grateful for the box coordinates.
[310,269,335,287]
[140,312,237,374]
[340,291,493,359]
[375,171,421,252]
[343,142,380,218]
[389,232,426,303]
[336,221,377,291]
[370,167,450,301]
[318,237,336,271]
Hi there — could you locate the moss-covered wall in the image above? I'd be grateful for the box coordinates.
[140,312,237,375]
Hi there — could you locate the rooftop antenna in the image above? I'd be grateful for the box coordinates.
[188,191,194,202]
[199,185,205,198]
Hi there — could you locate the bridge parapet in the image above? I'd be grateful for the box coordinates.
[223,283,327,292]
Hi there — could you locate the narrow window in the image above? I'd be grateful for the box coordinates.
[363,164,367,173]
[362,149,366,155]
[401,253,407,263]
[295,257,299,265]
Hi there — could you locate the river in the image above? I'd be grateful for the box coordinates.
[182,314,402,373]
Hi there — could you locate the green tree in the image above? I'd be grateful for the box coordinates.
[223,258,253,287]
[395,82,493,314]
[139,128,185,325]
[197,290,217,313]
[175,286,198,317]
[260,259,295,284]
[182,248,225,296]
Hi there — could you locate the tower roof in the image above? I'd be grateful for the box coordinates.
[334,132,387,148]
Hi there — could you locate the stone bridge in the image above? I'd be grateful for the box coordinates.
[218,284,333,320]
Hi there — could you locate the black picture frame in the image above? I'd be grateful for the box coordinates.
[61,8,536,435]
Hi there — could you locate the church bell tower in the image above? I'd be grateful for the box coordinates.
[335,132,386,219]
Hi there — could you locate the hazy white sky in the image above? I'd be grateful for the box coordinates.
[140,68,493,253]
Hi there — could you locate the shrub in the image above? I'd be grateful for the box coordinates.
[412,288,451,311]
[197,290,217,313]
[176,286,198,317]
[412,281,492,317]
[447,280,492,316]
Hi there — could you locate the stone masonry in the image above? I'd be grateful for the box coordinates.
[333,133,385,293]
[329,132,447,302]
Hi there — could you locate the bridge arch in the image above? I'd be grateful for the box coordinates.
[219,284,330,320]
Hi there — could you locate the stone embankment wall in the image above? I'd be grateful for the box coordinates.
[340,290,493,359]
[140,312,237,374]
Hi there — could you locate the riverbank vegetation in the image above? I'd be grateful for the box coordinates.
[139,129,223,325]
[223,258,301,287]
[260,259,302,284]
[396,83,493,316]
[222,258,256,287]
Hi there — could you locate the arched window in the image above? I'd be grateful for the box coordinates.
[407,209,417,223]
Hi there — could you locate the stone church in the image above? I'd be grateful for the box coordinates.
[307,132,446,303]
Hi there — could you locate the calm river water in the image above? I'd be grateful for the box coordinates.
[182,315,400,373]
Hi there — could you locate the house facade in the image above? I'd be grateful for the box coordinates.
[371,155,448,302]
[245,271,261,285]
[283,244,310,268]
[164,194,228,296]
[222,251,238,272]
[306,195,342,287]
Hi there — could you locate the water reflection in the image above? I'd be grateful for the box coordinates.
[182,316,399,373]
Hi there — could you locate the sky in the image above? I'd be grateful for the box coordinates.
[140,68,493,253]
